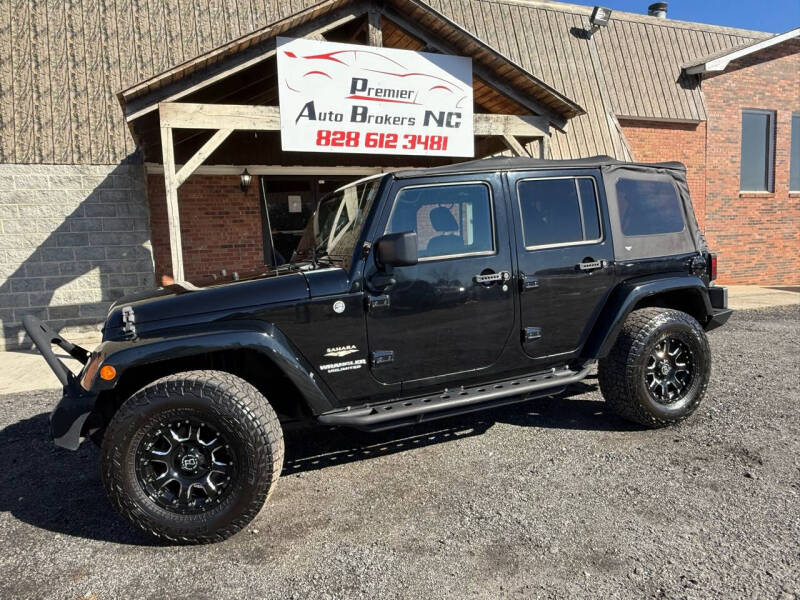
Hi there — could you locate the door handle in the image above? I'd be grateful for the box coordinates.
[474,271,511,284]
[577,259,607,272]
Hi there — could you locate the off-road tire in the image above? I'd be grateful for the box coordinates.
[100,370,283,544]
[598,308,711,428]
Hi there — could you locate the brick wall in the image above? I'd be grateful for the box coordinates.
[619,120,708,229]
[0,163,154,350]
[147,174,266,283]
[701,40,800,285]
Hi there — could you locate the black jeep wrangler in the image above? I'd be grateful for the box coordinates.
[25,156,730,543]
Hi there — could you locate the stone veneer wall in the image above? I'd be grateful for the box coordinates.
[0,162,154,350]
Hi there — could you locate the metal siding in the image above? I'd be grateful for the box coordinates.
[0,0,770,165]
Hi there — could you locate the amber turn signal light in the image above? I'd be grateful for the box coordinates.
[99,365,117,381]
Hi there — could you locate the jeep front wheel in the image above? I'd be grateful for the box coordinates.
[100,370,284,544]
[598,308,711,428]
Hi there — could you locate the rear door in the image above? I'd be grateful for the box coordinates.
[507,170,616,363]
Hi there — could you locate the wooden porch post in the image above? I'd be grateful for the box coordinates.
[159,125,185,282]
[159,110,233,282]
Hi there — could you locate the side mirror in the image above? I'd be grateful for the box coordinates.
[375,231,418,268]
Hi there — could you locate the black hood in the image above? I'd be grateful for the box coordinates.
[104,271,310,336]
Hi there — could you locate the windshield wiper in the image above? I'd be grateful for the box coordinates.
[314,249,345,265]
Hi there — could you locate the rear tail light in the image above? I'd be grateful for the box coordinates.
[709,253,717,281]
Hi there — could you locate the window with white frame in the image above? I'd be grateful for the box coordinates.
[791,113,800,193]
[740,109,775,192]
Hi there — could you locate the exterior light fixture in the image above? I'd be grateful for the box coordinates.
[588,6,612,37]
[240,168,252,193]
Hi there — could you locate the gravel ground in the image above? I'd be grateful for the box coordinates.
[0,306,798,600]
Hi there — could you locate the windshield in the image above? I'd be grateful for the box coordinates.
[293,177,382,269]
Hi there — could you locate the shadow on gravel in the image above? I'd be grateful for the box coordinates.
[0,380,636,544]
[283,380,641,475]
[0,412,156,546]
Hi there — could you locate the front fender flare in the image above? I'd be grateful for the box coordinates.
[582,275,712,360]
[89,320,336,415]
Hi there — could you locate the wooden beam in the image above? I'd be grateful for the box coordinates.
[538,135,549,159]
[159,103,281,130]
[367,10,382,47]
[124,4,366,122]
[159,103,549,139]
[159,126,185,282]
[473,113,549,137]
[175,128,233,186]
[501,134,529,157]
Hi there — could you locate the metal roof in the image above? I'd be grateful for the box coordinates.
[0,0,773,165]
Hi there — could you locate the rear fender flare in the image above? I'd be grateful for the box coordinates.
[90,320,336,414]
[582,275,712,359]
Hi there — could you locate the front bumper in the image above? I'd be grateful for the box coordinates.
[22,315,98,450]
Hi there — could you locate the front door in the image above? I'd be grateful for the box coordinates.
[364,174,515,386]
[507,170,616,363]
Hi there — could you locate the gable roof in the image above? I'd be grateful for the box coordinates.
[118,0,585,128]
[683,27,800,74]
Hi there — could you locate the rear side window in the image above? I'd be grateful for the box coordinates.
[517,177,602,248]
[615,178,685,236]
[386,182,494,260]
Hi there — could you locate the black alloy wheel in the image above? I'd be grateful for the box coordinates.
[135,418,237,515]
[644,337,695,405]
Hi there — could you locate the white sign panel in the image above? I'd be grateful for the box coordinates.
[277,37,474,157]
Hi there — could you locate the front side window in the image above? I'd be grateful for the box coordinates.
[517,177,602,248]
[386,183,494,260]
[791,113,800,192]
[615,177,685,236]
[740,109,775,192]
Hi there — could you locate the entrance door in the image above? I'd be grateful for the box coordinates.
[507,170,616,363]
[259,177,354,264]
[364,173,516,386]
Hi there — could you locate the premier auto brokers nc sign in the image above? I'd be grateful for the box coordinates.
[276,37,474,157]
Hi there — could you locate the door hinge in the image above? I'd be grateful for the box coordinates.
[523,327,542,342]
[370,350,394,366]
[367,295,390,310]
[520,274,539,291]
[121,305,136,338]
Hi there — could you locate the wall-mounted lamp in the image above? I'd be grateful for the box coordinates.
[240,168,252,193]
[588,6,612,38]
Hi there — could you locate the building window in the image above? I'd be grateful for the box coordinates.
[791,113,800,193]
[740,110,775,192]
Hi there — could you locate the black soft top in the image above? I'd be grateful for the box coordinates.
[392,155,686,179]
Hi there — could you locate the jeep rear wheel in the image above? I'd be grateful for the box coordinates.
[598,308,711,427]
[100,370,283,544]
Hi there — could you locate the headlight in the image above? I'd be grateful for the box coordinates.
[79,353,104,391]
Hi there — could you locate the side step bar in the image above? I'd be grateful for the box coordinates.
[318,362,595,431]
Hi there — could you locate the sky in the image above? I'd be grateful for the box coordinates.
[568,0,800,33]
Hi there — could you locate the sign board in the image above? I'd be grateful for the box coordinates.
[277,37,474,157]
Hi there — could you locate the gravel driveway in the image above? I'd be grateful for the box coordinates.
[1,306,798,600]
